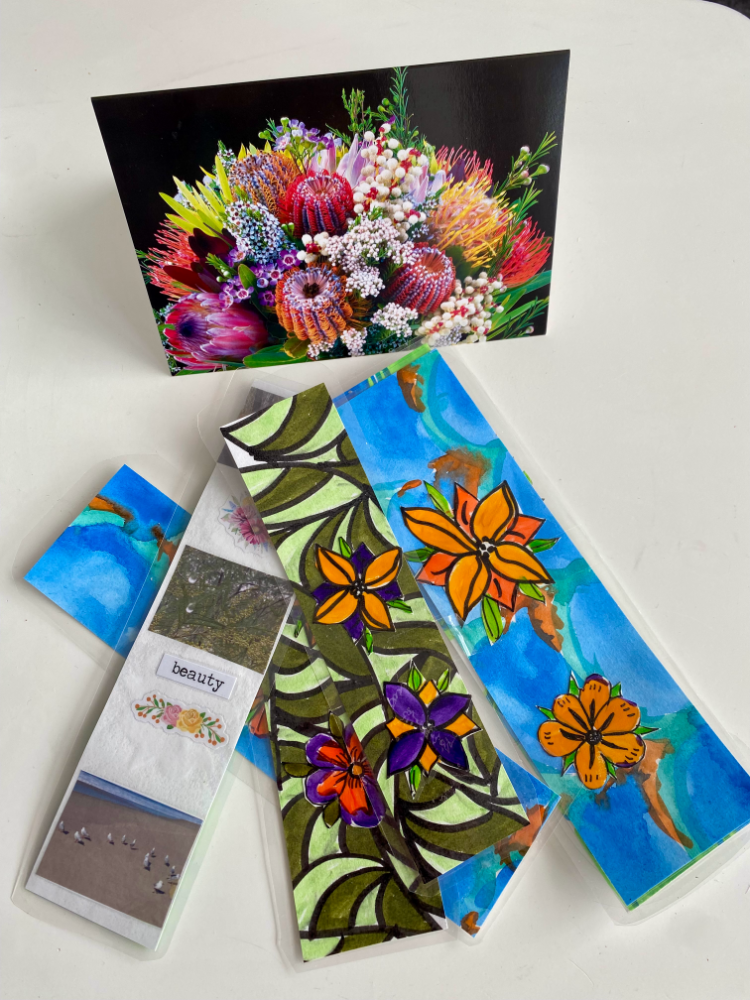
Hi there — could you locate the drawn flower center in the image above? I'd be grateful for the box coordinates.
[351,580,364,598]
[477,539,496,557]
[585,729,602,745]
[350,763,363,777]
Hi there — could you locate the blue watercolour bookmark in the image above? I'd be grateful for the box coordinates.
[25,465,191,656]
[439,751,558,935]
[335,346,750,909]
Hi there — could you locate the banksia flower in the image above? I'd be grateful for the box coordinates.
[229,152,299,215]
[275,265,353,347]
[385,246,456,315]
[282,171,354,237]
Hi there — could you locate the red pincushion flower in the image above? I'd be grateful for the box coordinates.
[281,170,354,237]
[497,221,551,288]
[384,246,456,315]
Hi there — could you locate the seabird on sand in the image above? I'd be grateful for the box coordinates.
[131,839,136,849]
[74,831,83,844]
[107,833,114,844]
[151,848,156,857]
[81,827,91,840]
[58,820,66,834]
[153,880,164,893]
[164,854,170,865]
[143,855,151,869]
[122,835,128,844]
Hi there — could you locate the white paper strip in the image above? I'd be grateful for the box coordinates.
[27,464,291,948]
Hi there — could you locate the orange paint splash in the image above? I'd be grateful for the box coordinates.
[397,480,423,497]
[428,448,491,498]
[460,911,481,936]
[396,364,425,412]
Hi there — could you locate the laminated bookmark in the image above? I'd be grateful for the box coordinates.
[27,464,292,947]
[221,386,529,883]
[265,605,557,953]
[263,607,446,960]
[334,345,750,909]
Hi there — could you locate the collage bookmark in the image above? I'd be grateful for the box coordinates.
[27,463,293,947]
[332,345,750,909]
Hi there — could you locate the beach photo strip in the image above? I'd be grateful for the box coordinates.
[29,772,202,948]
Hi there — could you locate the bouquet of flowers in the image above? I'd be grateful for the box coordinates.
[140,67,557,373]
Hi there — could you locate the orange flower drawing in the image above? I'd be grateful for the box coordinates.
[402,481,552,620]
[537,674,656,790]
[312,541,404,644]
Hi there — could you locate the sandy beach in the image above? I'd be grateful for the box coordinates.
[37,788,200,927]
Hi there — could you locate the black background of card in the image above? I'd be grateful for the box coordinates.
[93,51,569,334]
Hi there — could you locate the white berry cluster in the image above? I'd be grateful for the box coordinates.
[306,338,331,360]
[370,302,419,339]
[353,123,428,239]
[296,232,331,264]
[416,272,506,347]
[321,216,415,298]
[340,328,367,356]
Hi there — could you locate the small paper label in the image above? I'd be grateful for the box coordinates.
[156,654,236,700]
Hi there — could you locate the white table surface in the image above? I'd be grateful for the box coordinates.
[2,1,749,997]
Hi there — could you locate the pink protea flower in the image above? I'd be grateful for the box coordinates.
[385,246,456,315]
[164,293,268,370]
[281,171,354,237]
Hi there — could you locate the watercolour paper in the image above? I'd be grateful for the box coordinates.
[25,465,190,655]
[221,384,531,886]
[27,464,292,948]
[92,52,567,374]
[334,346,750,909]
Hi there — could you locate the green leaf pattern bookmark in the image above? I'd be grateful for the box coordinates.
[222,384,528,886]
[264,611,445,959]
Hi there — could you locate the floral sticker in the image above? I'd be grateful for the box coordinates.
[403,480,557,643]
[537,674,657,790]
[220,495,268,548]
[133,693,227,747]
[312,539,409,651]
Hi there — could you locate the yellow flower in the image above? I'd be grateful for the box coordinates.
[176,708,203,734]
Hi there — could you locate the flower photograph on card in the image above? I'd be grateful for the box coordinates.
[149,545,291,670]
[93,52,568,373]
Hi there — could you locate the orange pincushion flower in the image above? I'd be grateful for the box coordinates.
[275,265,353,347]
[436,146,494,188]
[428,149,510,269]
